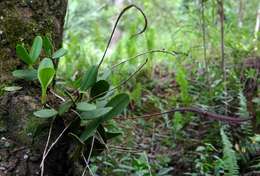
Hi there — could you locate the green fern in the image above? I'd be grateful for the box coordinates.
[237,91,253,136]
[176,66,191,105]
[220,128,239,176]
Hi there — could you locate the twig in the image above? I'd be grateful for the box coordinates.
[115,107,251,124]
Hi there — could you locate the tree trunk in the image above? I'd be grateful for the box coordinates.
[0,1,71,175]
[0,0,67,83]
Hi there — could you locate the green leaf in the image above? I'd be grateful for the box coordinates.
[106,131,122,140]
[80,94,129,142]
[80,65,98,91]
[30,36,43,63]
[3,86,22,92]
[58,101,73,115]
[52,48,67,59]
[80,107,112,120]
[43,36,53,57]
[97,124,121,141]
[38,58,55,103]
[12,69,37,80]
[90,80,110,99]
[80,119,101,141]
[33,109,58,118]
[76,102,96,112]
[102,93,130,122]
[16,44,32,65]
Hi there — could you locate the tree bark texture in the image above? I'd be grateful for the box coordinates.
[0,1,72,175]
[0,0,67,83]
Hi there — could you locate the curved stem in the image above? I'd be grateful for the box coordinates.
[97,4,148,68]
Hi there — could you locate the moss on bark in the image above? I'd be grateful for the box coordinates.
[0,1,69,175]
[0,0,67,83]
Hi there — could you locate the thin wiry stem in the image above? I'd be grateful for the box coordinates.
[110,49,178,70]
[81,136,95,176]
[98,4,148,68]
[40,119,54,176]
[87,136,95,164]
[81,153,95,176]
[40,121,73,168]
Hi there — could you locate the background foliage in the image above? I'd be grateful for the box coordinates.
[55,0,260,175]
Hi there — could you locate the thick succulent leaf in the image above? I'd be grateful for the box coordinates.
[90,80,110,99]
[52,48,67,59]
[76,102,96,112]
[80,94,129,142]
[43,36,53,57]
[30,36,43,63]
[33,109,58,118]
[80,65,98,91]
[58,101,73,115]
[80,107,112,120]
[102,93,130,122]
[38,58,55,90]
[80,119,102,141]
[16,44,32,65]
[12,69,37,80]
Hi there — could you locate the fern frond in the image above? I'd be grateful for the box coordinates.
[237,91,253,136]
[220,128,239,176]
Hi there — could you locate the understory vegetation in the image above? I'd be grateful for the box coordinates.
[55,0,260,176]
[1,0,259,175]
[56,0,259,175]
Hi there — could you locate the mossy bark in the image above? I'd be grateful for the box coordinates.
[0,1,70,175]
[0,0,67,83]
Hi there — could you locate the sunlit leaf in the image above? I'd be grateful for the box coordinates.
[38,58,55,103]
